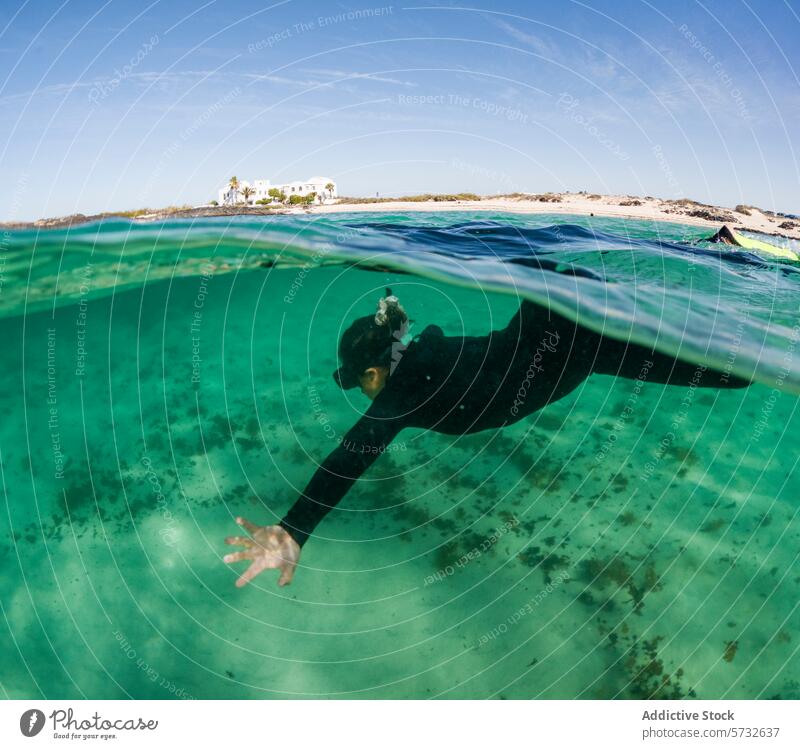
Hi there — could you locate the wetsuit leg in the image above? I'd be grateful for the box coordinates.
[593,335,750,389]
[504,299,590,352]
[499,300,600,412]
[503,300,748,401]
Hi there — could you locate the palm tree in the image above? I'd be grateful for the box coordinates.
[325,182,335,199]
[241,185,254,205]
[227,176,240,205]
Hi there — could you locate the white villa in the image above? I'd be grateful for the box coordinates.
[217,176,337,206]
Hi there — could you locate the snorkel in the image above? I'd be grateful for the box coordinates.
[333,289,410,391]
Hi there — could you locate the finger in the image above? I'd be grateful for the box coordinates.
[223,550,255,564]
[277,560,297,587]
[236,516,260,534]
[235,560,265,588]
[224,536,253,547]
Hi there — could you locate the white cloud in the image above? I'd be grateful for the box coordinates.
[493,19,561,61]
[302,67,417,87]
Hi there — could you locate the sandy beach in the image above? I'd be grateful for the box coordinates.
[306,193,800,240]
[13,192,799,240]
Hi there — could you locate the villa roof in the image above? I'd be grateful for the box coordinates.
[220,175,335,189]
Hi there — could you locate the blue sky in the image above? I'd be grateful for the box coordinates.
[0,0,798,220]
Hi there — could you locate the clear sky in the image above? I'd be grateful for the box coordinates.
[0,0,798,220]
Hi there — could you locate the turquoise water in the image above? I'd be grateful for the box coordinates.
[1,212,798,699]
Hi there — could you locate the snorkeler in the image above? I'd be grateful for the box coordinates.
[223,290,749,587]
[708,224,798,260]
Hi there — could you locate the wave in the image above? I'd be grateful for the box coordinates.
[3,212,799,391]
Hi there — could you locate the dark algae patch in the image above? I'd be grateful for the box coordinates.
[517,545,570,584]
[579,554,662,614]
[623,635,696,699]
[2,212,798,698]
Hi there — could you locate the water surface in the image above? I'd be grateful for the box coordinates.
[1,212,798,699]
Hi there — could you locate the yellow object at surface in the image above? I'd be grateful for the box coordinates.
[732,230,799,260]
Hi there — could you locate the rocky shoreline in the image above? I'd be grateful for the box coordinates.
[4,193,799,240]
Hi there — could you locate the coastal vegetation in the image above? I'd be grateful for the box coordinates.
[223,178,317,207]
[494,192,563,202]
[7,192,797,240]
[111,205,194,218]
[336,192,481,204]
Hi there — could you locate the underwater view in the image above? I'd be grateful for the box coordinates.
[1,211,799,700]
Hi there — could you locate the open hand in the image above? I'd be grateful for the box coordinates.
[223,517,301,587]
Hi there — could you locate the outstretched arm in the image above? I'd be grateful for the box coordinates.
[223,406,404,587]
[223,518,300,587]
[279,410,405,546]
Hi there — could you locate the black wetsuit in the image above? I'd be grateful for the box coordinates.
[279,300,746,546]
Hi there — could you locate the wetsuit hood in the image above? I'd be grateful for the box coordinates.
[333,314,398,389]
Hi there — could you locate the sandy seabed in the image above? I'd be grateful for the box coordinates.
[1,264,798,699]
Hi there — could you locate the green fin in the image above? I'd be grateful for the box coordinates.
[731,230,798,260]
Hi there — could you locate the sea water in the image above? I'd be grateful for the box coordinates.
[0,212,798,699]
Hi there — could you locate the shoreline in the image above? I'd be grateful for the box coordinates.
[4,193,799,240]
